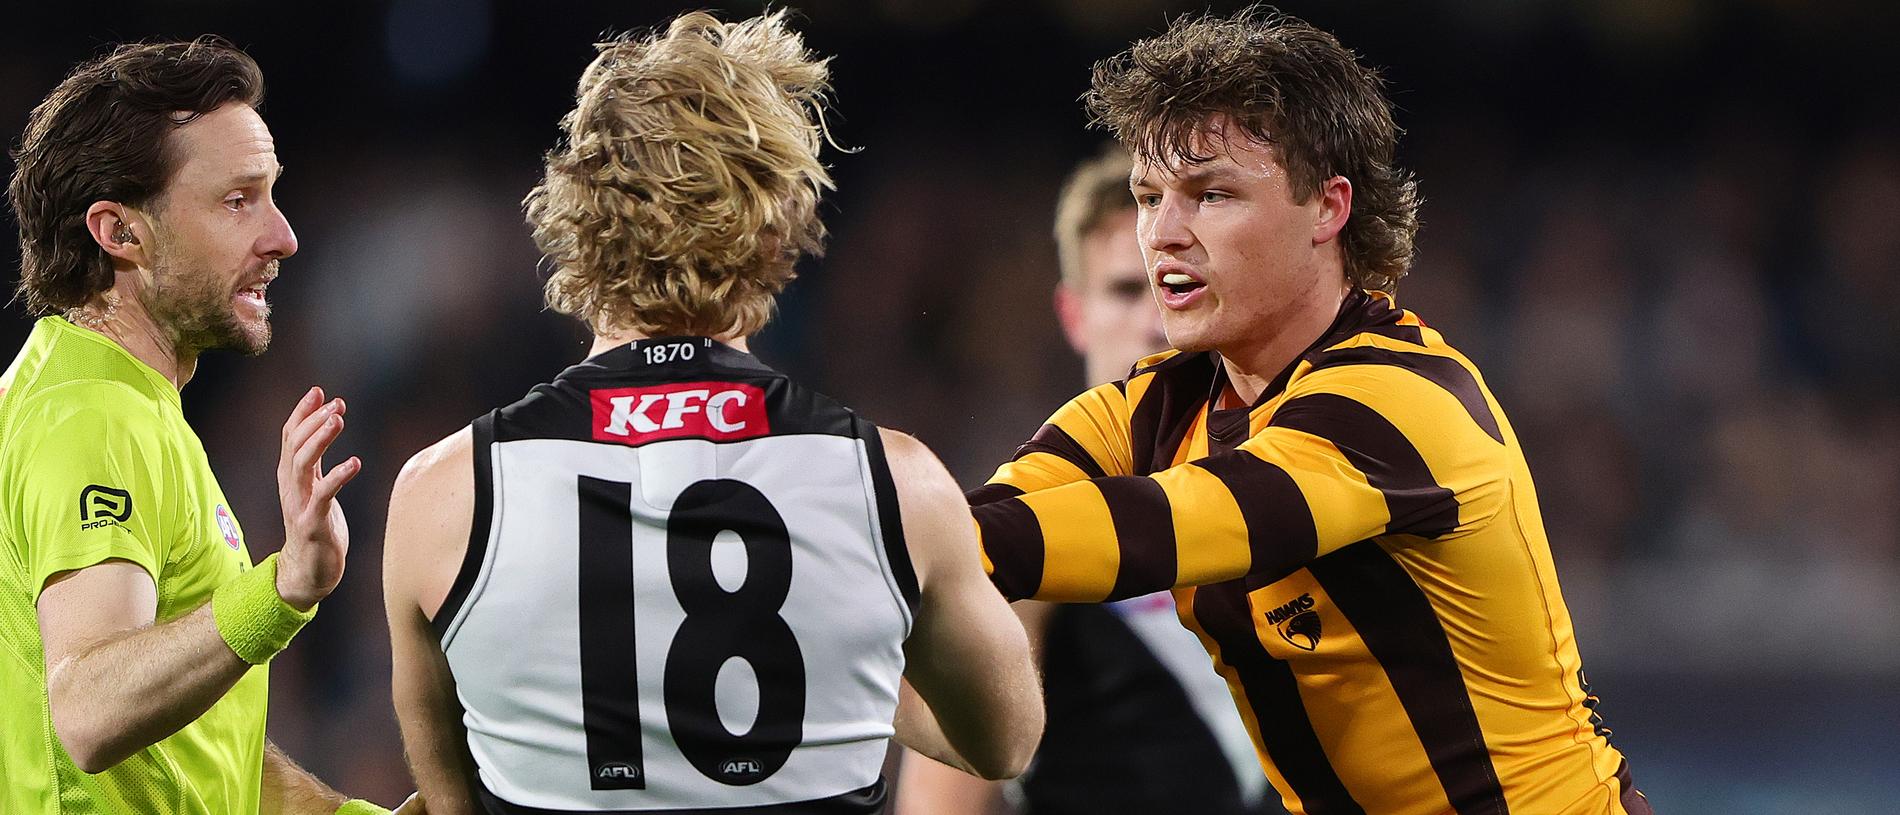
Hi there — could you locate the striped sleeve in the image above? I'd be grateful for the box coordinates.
[976,361,1510,602]
[968,381,1133,507]
[969,382,1132,588]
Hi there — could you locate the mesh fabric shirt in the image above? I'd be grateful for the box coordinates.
[0,316,265,814]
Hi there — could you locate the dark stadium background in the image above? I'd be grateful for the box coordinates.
[5,1,1897,812]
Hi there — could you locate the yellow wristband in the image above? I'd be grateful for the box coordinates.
[336,800,391,815]
[211,553,316,665]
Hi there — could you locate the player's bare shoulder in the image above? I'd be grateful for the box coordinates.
[874,428,976,591]
[395,427,474,493]
[385,426,476,621]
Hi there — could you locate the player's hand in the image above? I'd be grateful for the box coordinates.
[275,386,363,611]
[391,792,426,815]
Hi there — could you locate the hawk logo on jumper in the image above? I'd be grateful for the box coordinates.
[78,485,132,529]
[1264,593,1322,651]
[591,382,769,446]
[593,761,643,789]
[719,757,765,782]
[215,504,242,550]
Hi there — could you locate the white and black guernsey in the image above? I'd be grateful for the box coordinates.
[1024,596,1280,815]
[434,337,918,814]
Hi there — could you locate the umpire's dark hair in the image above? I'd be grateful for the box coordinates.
[8,36,264,316]
[1085,5,1420,293]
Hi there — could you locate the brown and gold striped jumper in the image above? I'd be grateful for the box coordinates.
[974,290,1647,815]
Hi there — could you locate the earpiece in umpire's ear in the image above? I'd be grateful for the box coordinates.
[114,222,137,245]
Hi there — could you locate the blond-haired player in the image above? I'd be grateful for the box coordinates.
[381,11,1041,814]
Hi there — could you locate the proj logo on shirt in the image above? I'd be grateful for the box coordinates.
[79,484,132,530]
[591,381,769,446]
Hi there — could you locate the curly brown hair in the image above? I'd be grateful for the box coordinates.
[526,10,836,339]
[7,37,264,316]
[1084,5,1420,293]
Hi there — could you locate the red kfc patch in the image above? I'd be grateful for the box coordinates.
[590,381,770,446]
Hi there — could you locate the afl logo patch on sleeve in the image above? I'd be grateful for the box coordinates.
[215,504,242,550]
[79,484,132,529]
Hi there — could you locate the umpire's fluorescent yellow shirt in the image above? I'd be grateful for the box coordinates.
[0,316,266,814]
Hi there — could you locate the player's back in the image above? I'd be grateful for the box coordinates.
[435,336,915,814]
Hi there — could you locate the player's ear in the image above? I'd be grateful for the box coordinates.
[1313,175,1352,246]
[85,201,147,265]
[1053,283,1088,356]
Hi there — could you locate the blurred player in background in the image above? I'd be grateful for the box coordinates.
[0,38,402,815]
[381,11,1041,815]
[970,8,1650,814]
[898,145,1277,814]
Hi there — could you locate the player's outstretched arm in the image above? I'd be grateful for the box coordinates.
[979,367,1512,602]
[384,428,481,815]
[881,429,1043,781]
[36,387,361,773]
[895,599,1053,813]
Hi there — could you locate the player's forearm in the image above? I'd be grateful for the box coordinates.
[398,731,478,815]
[893,682,979,776]
[978,461,1285,602]
[45,600,250,772]
[389,606,480,815]
[899,650,1043,781]
[393,668,479,815]
[261,741,348,815]
[392,699,480,815]
[951,658,1044,780]
[894,745,1009,815]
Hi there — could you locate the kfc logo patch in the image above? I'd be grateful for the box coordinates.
[592,382,769,446]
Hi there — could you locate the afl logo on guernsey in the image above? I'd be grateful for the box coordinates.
[719,757,765,783]
[594,762,643,786]
[215,504,242,550]
[591,381,769,446]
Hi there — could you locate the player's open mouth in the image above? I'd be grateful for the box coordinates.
[1156,267,1207,309]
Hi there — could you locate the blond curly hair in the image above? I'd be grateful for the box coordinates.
[526,10,835,338]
